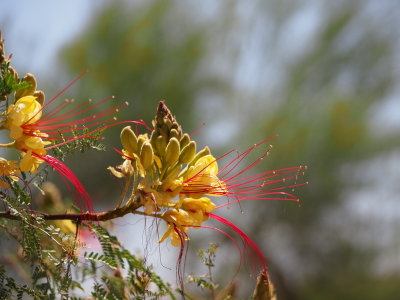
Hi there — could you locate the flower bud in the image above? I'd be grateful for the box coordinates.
[191,146,210,164]
[15,73,37,100]
[140,142,154,169]
[165,137,180,164]
[163,117,172,129]
[165,164,181,180]
[120,126,138,154]
[169,128,179,140]
[179,141,196,164]
[180,133,190,148]
[155,135,167,156]
[7,66,18,81]
[150,132,157,147]
[137,134,148,152]
[33,90,45,106]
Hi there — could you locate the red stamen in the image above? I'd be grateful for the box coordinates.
[182,149,236,185]
[174,226,188,288]
[181,138,307,206]
[37,154,94,213]
[207,213,267,272]
[189,122,206,138]
[24,70,89,125]
[18,72,150,151]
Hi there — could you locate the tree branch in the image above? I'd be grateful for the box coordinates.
[0,197,143,222]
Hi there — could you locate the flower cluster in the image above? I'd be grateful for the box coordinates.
[109,102,224,244]
[110,101,307,270]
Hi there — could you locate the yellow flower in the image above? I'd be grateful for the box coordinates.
[107,159,134,178]
[159,209,194,246]
[13,135,50,173]
[158,198,215,246]
[20,150,44,173]
[160,224,189,247]
[181,197,216,225]
[182,155,227,198]
[5,96,42,140]
[15,134,50,155]
[158,178,183,205]
[4,96,50,173]
[0,158,20,188]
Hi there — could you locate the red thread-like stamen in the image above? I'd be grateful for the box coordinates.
[17,72,151,151]
[181,137,307,205]
[45,120,147,150]
[37,154,94,213]
[24,70,89,125]
[207,213,267,272]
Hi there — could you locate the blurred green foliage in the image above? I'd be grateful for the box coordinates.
[243,2,400,299]
[61,0,214,123]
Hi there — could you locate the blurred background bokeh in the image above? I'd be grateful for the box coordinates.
[1,0,400,298]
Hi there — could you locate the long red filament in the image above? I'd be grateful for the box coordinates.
[37,154,94,213]
[207,213,267,272]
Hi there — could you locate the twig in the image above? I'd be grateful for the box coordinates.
[0,196,143,222]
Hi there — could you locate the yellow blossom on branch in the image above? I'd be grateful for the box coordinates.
[5,95,42,139]
[182,154,227,198]
[110,99,307,276]
[0,157,20,188]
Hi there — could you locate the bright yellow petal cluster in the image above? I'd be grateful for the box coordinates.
[19,151,44,173]
[5,96,42,139]
[3,96,50,173]
[183,155,227,198]
[0,157,20,188]
[158,210,192,246]
[181,197,216,224]
[158,197,216,245]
